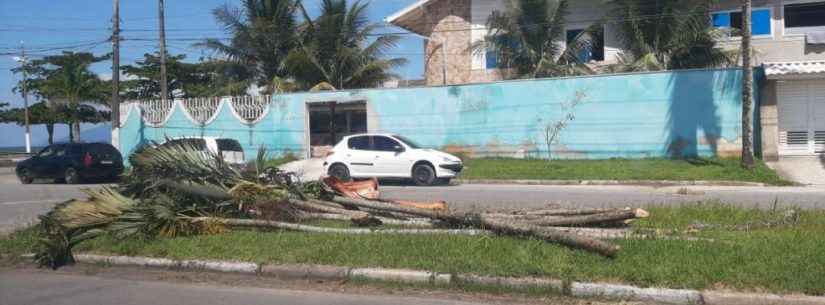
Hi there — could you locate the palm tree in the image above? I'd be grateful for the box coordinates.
[284,0,406,90]
[29,52,108,143]
[605,0,734,72]
[199,0,302,87]
[479,0,592,79]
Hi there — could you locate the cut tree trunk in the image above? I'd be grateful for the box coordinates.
[195,218,490,236]
[479,216,620,257]
[297,213,435,228]
[517,209,648,227]
[329,196,620,257]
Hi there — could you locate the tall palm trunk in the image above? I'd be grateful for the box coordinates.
[46,123,54,145]
[68,123,75,143]
[72,122,81,143]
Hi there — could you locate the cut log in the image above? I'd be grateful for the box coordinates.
[479,216,620,257]
[297,213,435,228]
[329,196,620,257]
[518,209,649,227]
[288,199,368,218]
[193,218,490,236]
[518,208,631,217]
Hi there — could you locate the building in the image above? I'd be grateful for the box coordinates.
[386,0,825,160]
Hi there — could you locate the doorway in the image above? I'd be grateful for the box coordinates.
[307,101,367,157]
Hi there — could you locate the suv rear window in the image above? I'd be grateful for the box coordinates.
[348,136,370,150]
[85,144,121,160]
[216,139,243,152]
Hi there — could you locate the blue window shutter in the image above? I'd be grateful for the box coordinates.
[486,48,497,69]
[752,9,771,35]
[712,12,731,28]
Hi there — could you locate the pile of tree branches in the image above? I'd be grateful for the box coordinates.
[34,143,648,269]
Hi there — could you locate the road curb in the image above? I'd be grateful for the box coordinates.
[60,253,825,305]
[456,179,767,187]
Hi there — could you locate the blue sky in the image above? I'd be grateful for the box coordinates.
[0,0,423,148]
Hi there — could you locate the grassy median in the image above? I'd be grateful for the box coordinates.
[2,203,823,295]
[459,158,791,185]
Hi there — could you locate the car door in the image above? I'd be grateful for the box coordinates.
[45,145,70,178]
[344,136,377,177]
[29,146,56,178]
[371,136,413,177]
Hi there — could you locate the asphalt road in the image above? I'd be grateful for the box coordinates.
[3,167,825,233]
[0,269,497,305]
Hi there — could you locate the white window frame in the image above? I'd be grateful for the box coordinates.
[710,6,775,40]
[781,0,825,37]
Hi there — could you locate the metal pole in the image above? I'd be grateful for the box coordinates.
[111,0,121,147]
[441,40,447,85]
[20,43,31,154]
[158,0,168,102]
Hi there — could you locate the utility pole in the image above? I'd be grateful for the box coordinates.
[741,0,755,169]
[18,43,31,154]
[111,0,121,148]
[158,0,168,102]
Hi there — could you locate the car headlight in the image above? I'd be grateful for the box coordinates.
[442,156,456,163]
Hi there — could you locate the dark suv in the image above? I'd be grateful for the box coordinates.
[15,143,124,184]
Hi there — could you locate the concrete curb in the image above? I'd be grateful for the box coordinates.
[65,254,824,305]
[456,179,767,187]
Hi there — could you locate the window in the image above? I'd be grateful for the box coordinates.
[785,2,825,28]
[348,136,370,150]
[371,136,401,152]
[216,139,243,152]
[485,36,519,69]
[38,146,56,158]
[566,28,605,62]
[393,135,422,149]
[711,9,772,36]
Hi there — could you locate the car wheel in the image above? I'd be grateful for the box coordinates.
[412,164,436,186]
[64,168,81,185]
[328,164,351,182]
[17,168,33,184]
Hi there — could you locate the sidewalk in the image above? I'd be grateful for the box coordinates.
[61,254,825,305]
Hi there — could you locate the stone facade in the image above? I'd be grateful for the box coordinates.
[421,0,473,86]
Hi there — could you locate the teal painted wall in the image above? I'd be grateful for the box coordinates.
[119,68,748,161]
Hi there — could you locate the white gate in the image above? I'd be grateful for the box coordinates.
[777,79,825,155]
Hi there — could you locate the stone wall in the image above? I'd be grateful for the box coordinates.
[422,0,473,86]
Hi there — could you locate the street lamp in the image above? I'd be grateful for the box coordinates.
[12,44,32,154]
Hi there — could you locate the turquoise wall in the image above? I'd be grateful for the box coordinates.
[119,68,748,161]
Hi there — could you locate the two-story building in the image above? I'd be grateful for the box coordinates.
[386,0,825,160]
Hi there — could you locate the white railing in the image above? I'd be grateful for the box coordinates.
[230,95,271,123]
[181,96,222,124]
[139,99,175,126]
[123,95,273,127]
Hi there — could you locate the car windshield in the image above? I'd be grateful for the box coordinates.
[393,135,422,149]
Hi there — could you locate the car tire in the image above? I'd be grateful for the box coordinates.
[17,168,33,184]
[412,164,436,186]
[328,164,351,182]
[64,168,81,185]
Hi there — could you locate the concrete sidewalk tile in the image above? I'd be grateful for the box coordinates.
[570,282,702,305]
[178,259,258,274]
[454,274,564,291]
[260,264,350,280]
[702,291,825,305]
[350,268,438,284]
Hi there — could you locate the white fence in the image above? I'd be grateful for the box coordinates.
[121,95,272,126]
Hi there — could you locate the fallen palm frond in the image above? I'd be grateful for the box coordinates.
[35,144,653,269]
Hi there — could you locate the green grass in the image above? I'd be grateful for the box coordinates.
[3,204,823,295]
[460,158,791,185]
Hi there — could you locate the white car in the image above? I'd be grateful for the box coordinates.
[323,134,463,186]
[158,137,246,166]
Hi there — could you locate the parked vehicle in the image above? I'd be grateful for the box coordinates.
[15,143,124,184]
[324,134,463,186]
[158,137,246,166]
